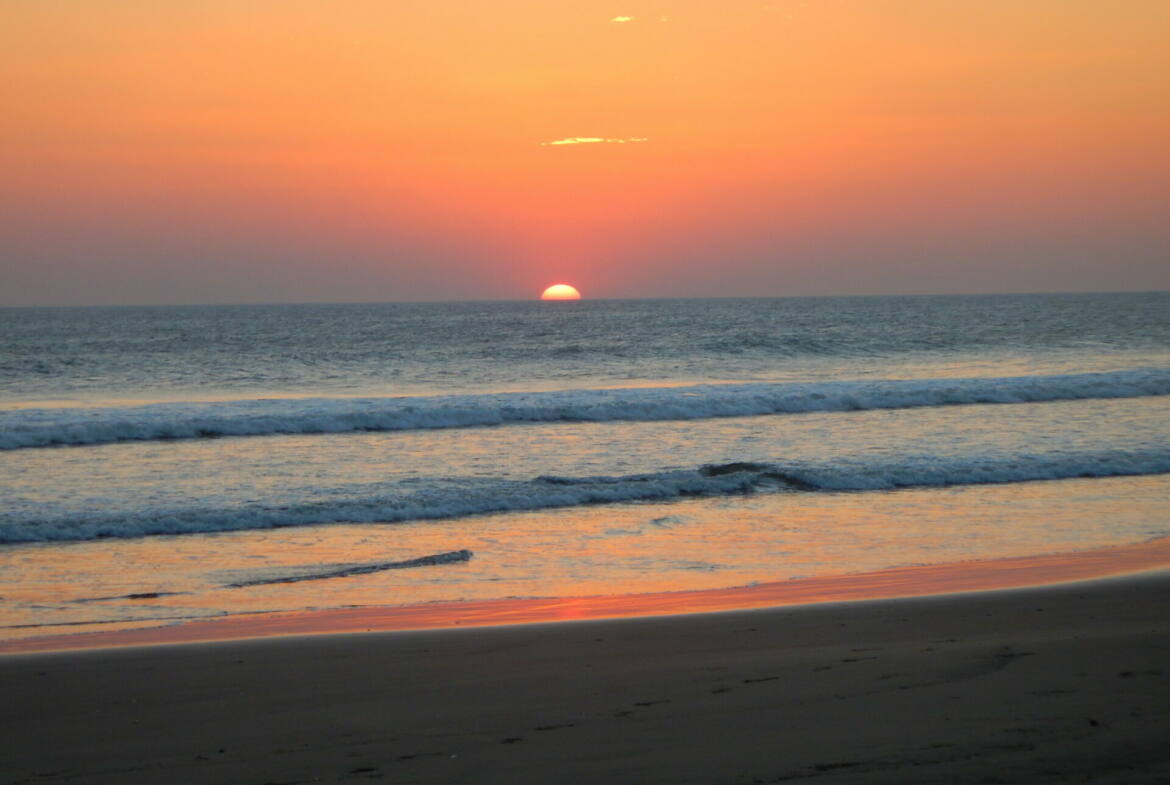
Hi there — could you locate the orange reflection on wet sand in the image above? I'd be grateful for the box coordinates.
[5,537,1168,654]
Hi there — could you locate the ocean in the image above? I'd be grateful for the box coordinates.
[2,293,1169,640]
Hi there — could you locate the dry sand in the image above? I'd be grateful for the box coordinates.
[3,570,1170,784]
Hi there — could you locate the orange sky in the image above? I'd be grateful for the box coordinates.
[2,0,1169,304]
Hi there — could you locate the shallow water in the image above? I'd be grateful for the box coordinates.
[3,473,1168,639]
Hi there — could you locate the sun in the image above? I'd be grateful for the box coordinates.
[540,283,582,301]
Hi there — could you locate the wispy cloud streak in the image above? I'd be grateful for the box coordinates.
[609,15,669,23]
[541,137,649,146]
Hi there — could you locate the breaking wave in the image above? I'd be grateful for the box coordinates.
[4,449,1168,543]
[4,368,1170,450]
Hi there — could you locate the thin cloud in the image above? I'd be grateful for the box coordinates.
[540,137,649,146]
[609,15,669,23]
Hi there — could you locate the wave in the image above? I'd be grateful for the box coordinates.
[3,368,1170,451]
[223,550,473,587]
[4,449,1168,543]
[63,551,475,600]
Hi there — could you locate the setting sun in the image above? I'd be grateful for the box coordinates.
[540,284,582,301]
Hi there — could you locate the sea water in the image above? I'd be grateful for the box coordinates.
[2,294,1168,638]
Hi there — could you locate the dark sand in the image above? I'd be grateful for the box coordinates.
[3,569,1170,784]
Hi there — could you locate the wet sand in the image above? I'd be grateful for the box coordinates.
[5,536,1170,654]
[3,566,1170,784]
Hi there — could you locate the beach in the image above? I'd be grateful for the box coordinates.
[3,296,1168,783]
[4,565,1170,784]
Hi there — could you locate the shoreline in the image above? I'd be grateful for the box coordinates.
[4,564,1169,783]
[5,535,1170,655]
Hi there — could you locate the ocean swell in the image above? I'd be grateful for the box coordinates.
[4,368,1170,450]
[3,449,1168,543]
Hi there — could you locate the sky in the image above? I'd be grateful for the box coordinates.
[2,0,1169,305]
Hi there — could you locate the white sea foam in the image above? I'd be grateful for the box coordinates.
[3,369,1169,451]
[3,449,1168,543]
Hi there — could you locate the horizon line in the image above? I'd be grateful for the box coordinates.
[2,288,1168,310]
